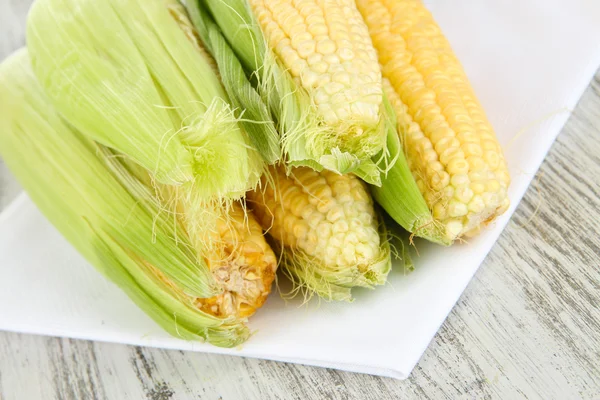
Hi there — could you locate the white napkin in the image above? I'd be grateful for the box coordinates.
[1,0,600,380]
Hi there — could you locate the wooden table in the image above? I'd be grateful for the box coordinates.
[1,1,599,399]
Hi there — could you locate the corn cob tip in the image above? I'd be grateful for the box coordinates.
[359,0,511,242]
[248,165,392,301]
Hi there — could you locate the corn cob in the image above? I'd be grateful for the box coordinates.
[178,201,277,318]
[357,0,511,240]
[248,166,391,301]
[26,0,265,203]
[188,0,388,185]
[0,49,277,345]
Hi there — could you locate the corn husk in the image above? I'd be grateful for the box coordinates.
[26,0,264,201]
[0,49,250,347]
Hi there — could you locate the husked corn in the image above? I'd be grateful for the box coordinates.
[248,165,390,300]
[249,0,383,127]
[198,204,277,318]
[357,0,511,240]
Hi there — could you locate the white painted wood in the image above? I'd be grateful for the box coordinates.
[1,0,599,398]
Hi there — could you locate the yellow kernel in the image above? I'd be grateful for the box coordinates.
[434,136,459,155]
[307,212,324,228]
[482,140,499,151]
[455,187,474,203]
[327,206,344,223]
[416,178,426,194]
[297,41,316,58]
[333,220,349,234]
[422,149,438,163]
[332,71,351,85]
[482,192,498,207]
[293,222,309,240]
[442,186,455,199]
[447,157,469,175]
[302,70,319,88]
[433,202,447,219]
[324,81,345,95]
[487,179,501,193]
[425,190,438,206]
[485,151,500,169]
[448,201,468,217]
[289,24,306,37]
[316,39,336,54]
[469,171,486,182]
[462,143,482,157]
[308,22,328,36]
[445,220,464,240]
[467,156,486,171]
[290,59,308,76]
[339,47,355,61]
[439,147,464,165]
[470,182,486,194]
[468,195,485,213]
[430,171,450,191]
[450,173,469,187]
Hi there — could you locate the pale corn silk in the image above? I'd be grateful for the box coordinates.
[1,0,600,379]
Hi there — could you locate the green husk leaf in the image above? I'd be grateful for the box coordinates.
[26,0,262,200]
[186,0,280,164]
[0,49,248,347]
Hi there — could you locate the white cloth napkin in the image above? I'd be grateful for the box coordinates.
[1,0,600,380]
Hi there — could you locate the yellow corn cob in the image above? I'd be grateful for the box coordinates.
[250,0,383,127]
[147,203,277,319]
[197,204,278,318]
[357,0,511,240]
[248,165,391,300]
[190,0,388,183]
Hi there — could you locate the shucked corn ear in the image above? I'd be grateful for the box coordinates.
[248,166,391,301]
[188,0,389,185]
[0,49,277,346]
[357,0,511,241]
[26,0,265,204]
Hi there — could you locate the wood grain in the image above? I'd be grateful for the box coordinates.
[0,0,599,399]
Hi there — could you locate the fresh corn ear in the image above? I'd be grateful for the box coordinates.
[248,166,391,301]
[26,0,264,202]
[0,49,277,346]
[357,0,511,241]
[188,0,388,185]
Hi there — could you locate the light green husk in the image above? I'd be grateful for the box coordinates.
[0,49,249,348]
[187,0,386,185]
[26,0,263,201]
[183,1,280,164]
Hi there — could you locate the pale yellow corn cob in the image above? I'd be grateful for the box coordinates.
[249,0,383,128]
[357,0,511,240]
[248,165,390,300]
